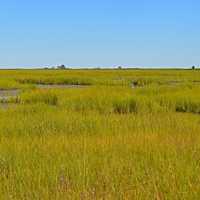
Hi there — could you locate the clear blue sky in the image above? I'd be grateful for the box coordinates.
[0,0,200,68]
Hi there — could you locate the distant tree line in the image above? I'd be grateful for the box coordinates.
[43,65,125,70]
[42,65,199,70]
[43,65,70,70]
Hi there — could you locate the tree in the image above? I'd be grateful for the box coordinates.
[57,65,66,70]
[192,66,195,70]
[118,66,122,70]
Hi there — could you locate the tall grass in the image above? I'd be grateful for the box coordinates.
[14,85,199,115]
[0,105,200,199]
[0,68,200,86]
[20,89,58,105]
[0,69,199,199]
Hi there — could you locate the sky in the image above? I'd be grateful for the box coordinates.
[0,0,200,68]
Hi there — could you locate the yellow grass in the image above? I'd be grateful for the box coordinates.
[0,69,199,199]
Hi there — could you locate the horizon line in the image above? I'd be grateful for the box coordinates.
[0,66,198,70]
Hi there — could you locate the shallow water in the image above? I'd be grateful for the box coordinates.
[0,84,88,100]
[0,89,20,100]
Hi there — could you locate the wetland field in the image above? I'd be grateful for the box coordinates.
[0,69,200,199]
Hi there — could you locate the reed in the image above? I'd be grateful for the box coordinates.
[0,69,199,199]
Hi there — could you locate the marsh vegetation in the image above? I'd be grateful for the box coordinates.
[0,69,200,199]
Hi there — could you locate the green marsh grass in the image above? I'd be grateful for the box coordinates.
[0,69,199,199]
